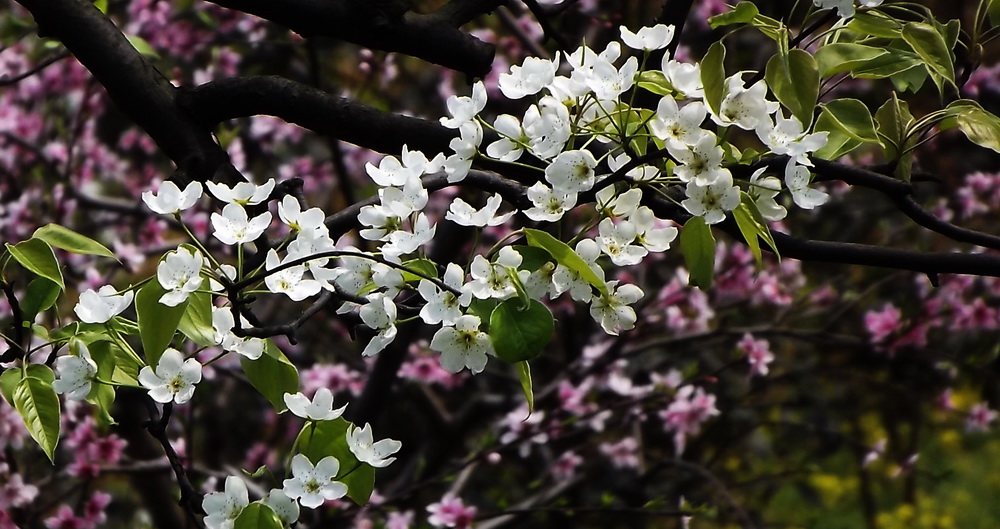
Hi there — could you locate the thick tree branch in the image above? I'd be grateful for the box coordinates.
[434,0,506,26]
[13,0,239,185]
[204,0,496,77]
[179,76,457,157]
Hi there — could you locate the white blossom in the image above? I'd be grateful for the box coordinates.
[346,423,402,468]
[590,281,643,335]
[283,388,347,421]
[620,24,675,51]
[524,182,577,222]
[262,489,299,525]
[597,218,647,266]
[545,149,599,193]
[607,153,659,182]
[499,57,558,99]
[360,293,398,356]
[748,167,787,221]
[466,246,522,300]
[445,193,513,227]
[138,348,202,404]
[712,74,778,130]
[74,285,133,324]
[667,132,729,185]
[784,159,829,209]
[595,186,642,219]
[650,97,708,148]
[681,173,741,225]
[157,247,204,307]
[441,81,487,128]
[142,181,203,215]
[52,341,97,401]
[202,476,250,529]
[485,114,528,162]
[662,59,703,99]
[632,206,678,252]
[585,56,639,100]
[212,306,265,360]
[756,114,828,166]
[282,454,347,509]
[418,263,470,326]
[278,195,326,233]
[211,203,271,246]
[206,179,275,205]
[430,315,493,374]
[264,249,321,301]
[552,239,605,302]
[523,96,572,160]
[366,145,429,187]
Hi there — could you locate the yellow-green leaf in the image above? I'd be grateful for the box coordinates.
[32,224,116,260]
[6,239,64,290]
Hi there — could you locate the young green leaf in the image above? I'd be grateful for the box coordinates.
[814,43,888,77]
[295,418,376,505]
[516,361,534,416]
[900,22,955,88]
[765,49,819,128]
[489,298,555,363]
[135,280,187,367]
[6,239,64,290]
[817,99,879,144]
[177,291,216,347]
[941,100,1000,153]
[733,192,779,267]
[709,1,759,28]
[524,229,607,296]
[14,374,61,462]
[20,277,61,322]
[636,71,675,96]
[700,42,727,117]
[32,224,117,259]
[241,340,299,412]
[679,216,716,289]
[234,503,283,529]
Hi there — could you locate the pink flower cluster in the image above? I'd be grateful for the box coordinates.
[426,493,477,529]
[659,386,720,455]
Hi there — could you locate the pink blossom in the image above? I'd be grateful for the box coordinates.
[737,333,774,377]
[552,450,583,482]
[966,402,998,433]
[659,386,720,455]
[426,493,477,529]
[387,511,415,529]
[864,304,902,344]
[44,505,86,529]
[599,437,641,469]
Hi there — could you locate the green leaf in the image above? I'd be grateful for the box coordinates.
[489,299,554,363]
[679,216,715,289]
[515,361,534,415]
[765,48,819,127]
[750,13,788,44]
[512,245,553,272]
[89,340,143,387]
[295,418,376,505]
[126,35,160,59]
[733,193,779,267]
[900,22,955,88]
[889,65,927,93]
[88,382,117,427]
[0,369,21,405]
[637,71,675,96]
[6,239,64,290]
[14,373,61,462]
[32,224,116,260]
[813,113,863,160]
[941,100,1000,153]
[849,47,922,80]
[20,277,61,322]
[990,0,1000,26]
[468,298,498,327]
[241,340,299,412]
[177,291,216,347]
[875,92,915,159]
[524,229,607,296]
[709,1,759,28]
[400,258,438,283]
[234,503,283,529]
[135,280,187,367]
[700,42,727,117]
[817,99,879,143]
[848,11,903,38]
[814,43,888,77]
[93,0,108,13]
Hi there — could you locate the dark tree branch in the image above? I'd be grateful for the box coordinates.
[892,194,1000,250]
[434,0,506,26]
[179,76,457,157]
[522,0,570,51]
[657,0,695,59]
[204,0,496,77]
[143,399,204,528]
[0,51,70,86]
[12,0,240,185]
